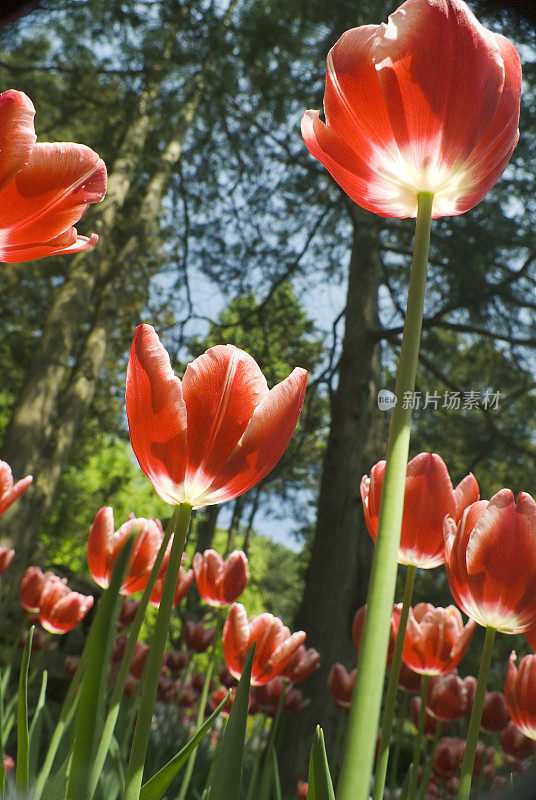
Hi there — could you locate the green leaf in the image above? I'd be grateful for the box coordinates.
[271,746,282,800]
[40,753,70,800]
[29,669,48,781]
[67,532,135,800]
[139,690,231,800]
[208,643,256,800]
[307,727,335,800]
[15,625,33,796]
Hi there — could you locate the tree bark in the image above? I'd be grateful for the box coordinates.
[278,206,384,790]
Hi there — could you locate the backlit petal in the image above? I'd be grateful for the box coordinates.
[0,90,36,193]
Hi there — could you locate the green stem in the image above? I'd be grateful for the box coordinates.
[408,674,430,800]
[390,692,409,790]
[372,564,416,800]
[336,192,434,800]
[418,720,442,800]
[88,512,179,797]
[333,708,347,774]
[15,625,33,797]
[124,502,192,800]
[258,683,287,800]
[245,716,268,800]
[178,610,223,800]
[457,626,496,800]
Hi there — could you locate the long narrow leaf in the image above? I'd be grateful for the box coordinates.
[209,643,256,800]
[271,746,282,800]
[307,727,335,800]
[67,533,135,800]
[15,625,34,796]
[139,691,231,800]
[0,668,5,798]
[28,669,48,781]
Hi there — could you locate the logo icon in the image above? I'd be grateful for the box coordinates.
[377,389,397,411]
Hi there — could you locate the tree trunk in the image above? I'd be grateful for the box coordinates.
[278,206,384,790]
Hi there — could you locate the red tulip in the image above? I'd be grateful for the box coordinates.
[282,644,321,683]
[463,675,477,711]
[402,603,475,675]
[223,603,305,686]
[0,90,106,262]
[164,650,188,673]
[328,663,356,708]
[212,686,235,716]
[444,490,536,633]
[118,597,140,627]
[297,781,308,800]
[500,720,535,760]
[426,673,468,722]
[87,507,163,595]
[398,662,422,694]
[411,696,440,737]
[38,576,93,634]
[352,603,401,664]
[183,619,216,653]
[3,754,14,773]
[480,691,510,733]
[112,636,128,663]
[126,325,307,509]
[149,546,194,608]
[505,652,536,741]
[19,566,54,613]
[0,460,32,517]
[128,641,150,680]
[0,546,14,575]
[433,738,464,778]
[301,0,521,219]
[217,663,238,688]
[193,549,249,607]
[361,454,478,568]
[64,656,80,677]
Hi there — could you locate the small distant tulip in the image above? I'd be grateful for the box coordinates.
[129,641,150,680]
[178,684,199,708]
[433,738,464,778]
[149,546,194,608]
[123,674,138,697]
[223,603,306,686]
[126,325,307,509]
[297,780,308,800]
[87,507,163,595]
[411,696,440,737]
[119,597,140,627]
[505,652,536,740]
[0,460,32,516]
[3,754,14,773]
[444,490,536,632]
[183,619,216,653]
[352,603,401,665]
[193,549,249,607]
[19,566,53,613]
[165,650,188,673]
[284,686,309,714]
[64,656,80,676]
[301,0,521,219]
[0,546,14,575]
[38,577,94,634]
[361,454,478,568]
[402,603,475,675]
[191,671,214,693]
[218,663,239,688]
[328,663,356,708]
[112,636,128,663]
[463,675,477,711]
[212,686,235,716]
[282,644,321,683]
[480,691,510,733]
[426,673,468,722]
[0,90,107,262]
[500,720,535,761]
[19,627,55,653]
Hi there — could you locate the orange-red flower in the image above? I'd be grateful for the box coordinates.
[426,673,468,722]
[126,325,307,509]
[38,576,93,634]
[361,453,478,568]
[444,490,536,633]
[301,0,521,219]
[282,644,321,683]
[149,547,194,608]
[402,603,475,675]
[0,459,32,517]
[19,566,53,613]
[505,652,536,741]
[481,691,510,733]
[87,507,163,595]
[0,546,14,575]
[223,603,305,686]
[193,549,249,607]
[183,619,216,653]
[0,90,106,262]
[328,663,356,708]
[297,781,308,800]
[500,720,535,760]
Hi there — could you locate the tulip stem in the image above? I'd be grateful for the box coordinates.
[124,502,192,800]
[372,564,416,800]
[336,191,434,800]
[457,626,496,800]
[418,720,442,800]
[408,674,430,800]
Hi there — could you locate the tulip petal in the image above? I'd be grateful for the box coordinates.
[453,473,480,521]
[374,0,504,171]
[126,325,188,505]
[182,345,268,498]
[0,143,106,261]
[196,367,307,506]
[87,506,115,589]
[0,90,36,193]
